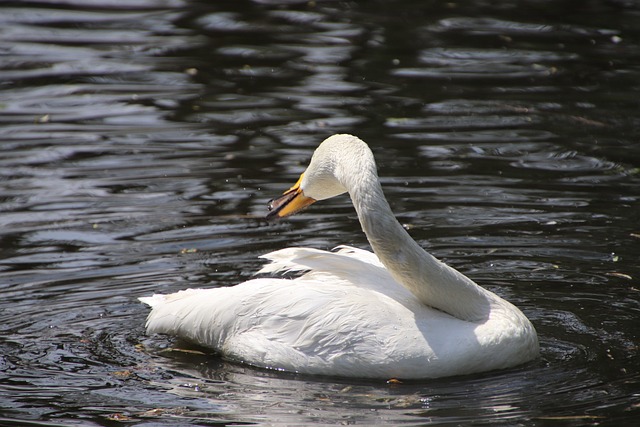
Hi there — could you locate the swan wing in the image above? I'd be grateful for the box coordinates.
[257,246,416,300]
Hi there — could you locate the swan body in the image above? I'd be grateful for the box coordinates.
[140,134,539,379]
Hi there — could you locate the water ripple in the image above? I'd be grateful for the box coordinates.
[0,0,639,425]
[393,47,572,80]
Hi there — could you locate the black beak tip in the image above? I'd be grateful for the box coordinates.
[266,199,280,221]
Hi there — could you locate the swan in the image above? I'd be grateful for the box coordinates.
[140,134,539,379]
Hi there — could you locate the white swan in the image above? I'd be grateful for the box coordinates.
[140,134,539,379]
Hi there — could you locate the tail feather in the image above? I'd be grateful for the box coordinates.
[138,294,166,308]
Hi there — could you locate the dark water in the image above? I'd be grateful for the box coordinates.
[1,0,639,425]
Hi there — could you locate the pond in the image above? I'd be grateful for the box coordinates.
[0,0,639,425]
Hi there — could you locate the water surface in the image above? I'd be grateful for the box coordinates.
[0,0,639,425]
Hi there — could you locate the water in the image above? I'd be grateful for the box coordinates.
[0,0,639,425]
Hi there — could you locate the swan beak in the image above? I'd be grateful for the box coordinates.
[267,173,316,220]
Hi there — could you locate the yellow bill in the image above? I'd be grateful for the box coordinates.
[266,173,317,220]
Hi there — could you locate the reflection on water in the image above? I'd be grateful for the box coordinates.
[0,0,639,425]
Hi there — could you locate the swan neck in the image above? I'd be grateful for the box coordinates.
[348,175,494,323]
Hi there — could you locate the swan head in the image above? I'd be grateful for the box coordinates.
[267,134,375,219]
